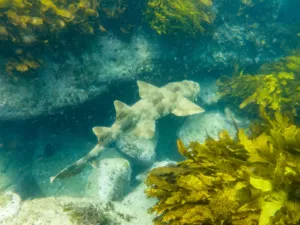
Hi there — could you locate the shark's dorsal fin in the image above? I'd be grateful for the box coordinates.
[131,119,156,138]
[114,100,132,120]
[172,97,205,116]
[137,81,159,99]
[92,126,111,141]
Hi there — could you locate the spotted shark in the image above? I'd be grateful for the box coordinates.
[50,80,204,183]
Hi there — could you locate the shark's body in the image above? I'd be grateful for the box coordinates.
[50,80,204,183]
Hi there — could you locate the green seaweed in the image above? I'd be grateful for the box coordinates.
[217,54,300,117]
[63,203,113,225]
[0,0,100,76]
[63,201,133,224]
[145,0,215,36]
[146,112,300,225]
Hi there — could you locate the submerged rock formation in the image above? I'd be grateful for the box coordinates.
[86,158,131,202]
[5,190,156,225]
[0,192,21,224]
[0,33,157,120]
[116,133,158,165]
[178,109,250,145]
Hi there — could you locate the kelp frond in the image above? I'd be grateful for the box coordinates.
[217,53,300,117]
[146,113,300,224]
[145,0,215,36]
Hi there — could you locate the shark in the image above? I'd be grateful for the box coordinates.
[50,80,205,183]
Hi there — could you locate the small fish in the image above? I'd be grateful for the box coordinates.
[50,80,204,183]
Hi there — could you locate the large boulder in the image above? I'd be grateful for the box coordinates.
[178,109,250,145]
[114,182,157,225]
[9,197,132,225]
[0,32,156,120]
[86,158,131,202]
[0,192,21,224]
[116,133,158,165]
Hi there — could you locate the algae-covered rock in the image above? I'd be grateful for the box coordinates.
[114,182,157,225]
[86,158,131,202]
[0,32,157,120]
[10,197,129,225]
[0,192,21,224]
[199,78,219,106]
[8,194,154,225]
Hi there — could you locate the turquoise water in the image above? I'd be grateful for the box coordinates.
[0,0,300,224]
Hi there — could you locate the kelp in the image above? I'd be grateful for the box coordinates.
[0,0,100,76]
[145,0,215,36]
[146,112,300,225]
[217,54,300,116]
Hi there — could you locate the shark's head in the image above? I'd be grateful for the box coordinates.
[164,80,200,101]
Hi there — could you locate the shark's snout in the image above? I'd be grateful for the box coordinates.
[181,80,200,101]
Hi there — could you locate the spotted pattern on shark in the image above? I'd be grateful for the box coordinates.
[50,80,204,183]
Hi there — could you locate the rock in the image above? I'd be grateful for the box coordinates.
[0,191,21,224]
[10,197,132,225]
[114,182,157,225]
[116,133,157,165]
[177,109,250,145]
[0,32,157,120]
[86,158,131,202]
[199,78,219,106]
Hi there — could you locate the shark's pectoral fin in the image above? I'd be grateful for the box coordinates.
[137,80,159,98]
[131,119,156,139]
[92,126,111,141]
[114,100,132,120]
[172,97,205,116]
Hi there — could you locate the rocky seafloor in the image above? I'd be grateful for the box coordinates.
[0,0,300,224]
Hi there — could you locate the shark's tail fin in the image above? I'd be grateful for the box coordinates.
[50,145,105,184]
[50,157,88,183]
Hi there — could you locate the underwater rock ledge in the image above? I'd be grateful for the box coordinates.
[0,33,156,120]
